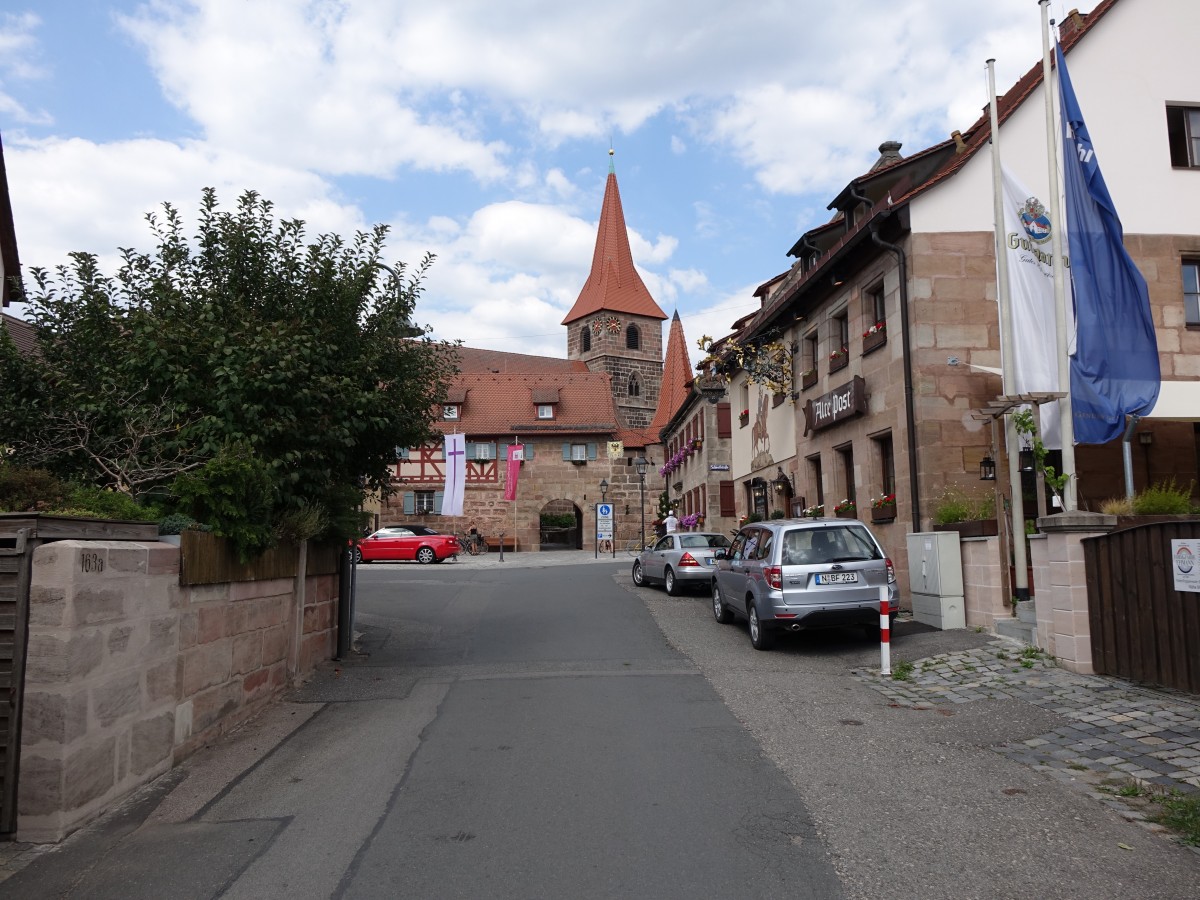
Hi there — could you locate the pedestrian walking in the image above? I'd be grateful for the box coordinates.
[664,510,679,534]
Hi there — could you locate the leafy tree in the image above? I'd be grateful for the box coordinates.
[0,189,459,544]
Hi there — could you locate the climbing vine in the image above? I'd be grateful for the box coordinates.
[1012,409,1070,502]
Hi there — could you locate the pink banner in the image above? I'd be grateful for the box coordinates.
[504,444,522,501]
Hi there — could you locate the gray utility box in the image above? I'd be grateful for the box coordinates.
[906,531,965,630]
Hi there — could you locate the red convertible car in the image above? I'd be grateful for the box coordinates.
[353,527,459,564]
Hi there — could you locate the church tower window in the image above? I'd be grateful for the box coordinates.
[581,326,591,352]
[628,374,641,397]
[626,324,640,350]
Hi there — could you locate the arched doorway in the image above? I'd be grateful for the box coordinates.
[539,499,583,550]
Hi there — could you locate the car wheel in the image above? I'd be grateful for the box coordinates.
[748,600,775,651]
[664,567,679,596]
[632,560,646,587]
[416,547,436,564]
[352,547,363,565]
[712,581,734,624]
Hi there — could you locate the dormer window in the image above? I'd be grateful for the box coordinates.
[443,405,459,421]
[537,404,555,420]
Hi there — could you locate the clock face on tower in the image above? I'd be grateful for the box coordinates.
[592,315,621,336]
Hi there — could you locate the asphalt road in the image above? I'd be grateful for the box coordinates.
[5,555,1197,899]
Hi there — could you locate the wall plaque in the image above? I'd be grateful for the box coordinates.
[803,375,867,435]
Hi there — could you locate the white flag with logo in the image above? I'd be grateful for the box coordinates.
[441,433,466,516]
[1002,165,1062,449]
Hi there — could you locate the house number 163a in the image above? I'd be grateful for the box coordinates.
[81,551,105,574]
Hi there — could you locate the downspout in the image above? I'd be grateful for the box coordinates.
[870,218,921,532]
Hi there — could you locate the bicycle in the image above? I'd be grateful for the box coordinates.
[625,533,660,557]
[456,532,486,556]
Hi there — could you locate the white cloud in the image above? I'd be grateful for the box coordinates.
[6,135,363,274]
[0,11,50,124]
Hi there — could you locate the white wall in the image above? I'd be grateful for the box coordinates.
[911,0,1200,236]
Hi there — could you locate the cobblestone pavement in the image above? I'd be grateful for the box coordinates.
[853,636,1200,844]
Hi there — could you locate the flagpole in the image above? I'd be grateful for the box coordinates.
[988,58,1031,602]
[1040,0,1077,511]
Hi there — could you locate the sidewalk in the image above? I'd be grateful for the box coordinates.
[854,636,1200,842]
[433,548,630,569]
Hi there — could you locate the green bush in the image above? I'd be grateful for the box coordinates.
[0,463,69,512]
[171,444,277,562]
[769,509,786,519]
[59,485,158,521]
[1133,479,1194,515]
[932,488,994,525]
[539,513,576,529]
[157,512,208,535]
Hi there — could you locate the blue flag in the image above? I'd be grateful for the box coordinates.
[1056,42,1159,444]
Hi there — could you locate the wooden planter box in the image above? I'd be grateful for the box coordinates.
[934,519,999,538]
[862,330,887,355]
[870,506,897,524]
[801,369,818,390]
[835,509,857,519]
[739,413,749,427]
[829,354,849,373]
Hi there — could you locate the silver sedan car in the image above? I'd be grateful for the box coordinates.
[632,532,733,596]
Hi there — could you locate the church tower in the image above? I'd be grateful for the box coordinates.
[562,152,667,430]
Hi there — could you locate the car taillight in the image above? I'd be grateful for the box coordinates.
[678,552,700,568]
[764,566,782,590]
[886,558,896,584]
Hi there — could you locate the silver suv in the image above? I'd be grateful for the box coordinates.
[711,518,899,650]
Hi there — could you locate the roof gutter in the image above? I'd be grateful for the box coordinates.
[870,216,921,532]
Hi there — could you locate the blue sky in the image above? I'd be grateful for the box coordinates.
[1,0,1096,359]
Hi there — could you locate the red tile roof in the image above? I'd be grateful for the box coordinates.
[648,310,694,437]
[435,372,619,437]
[454,345,588,374]
[562,169,667,325]
[1,312,35,356]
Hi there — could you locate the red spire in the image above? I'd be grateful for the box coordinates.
[648,310,693,436]
[562,164,667,325]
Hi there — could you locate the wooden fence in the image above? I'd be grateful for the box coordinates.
[1083,521,1200,693]
[178,532,342,585]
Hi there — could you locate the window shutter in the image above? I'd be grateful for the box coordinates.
[562,443,571,460]
[587,442,597,460]
[719,480,736,517]
[525,443,535,460]
[717,403,732,438]
[403,492,415,515]
[440,443,446,459]
[433,490,444,512]
[488,442,498,459]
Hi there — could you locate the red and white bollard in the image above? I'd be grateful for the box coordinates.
[879,586,891,676]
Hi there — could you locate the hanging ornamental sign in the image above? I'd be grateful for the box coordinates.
[803,376,867,435]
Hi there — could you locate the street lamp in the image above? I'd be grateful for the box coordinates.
[633,456,648,550]
[597,478,610,558]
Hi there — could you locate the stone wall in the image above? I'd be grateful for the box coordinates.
[383,439,664,550]
[960,535,1008,630]
[18,540,337,843]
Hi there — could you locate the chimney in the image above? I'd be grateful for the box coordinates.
[951,130,966,153]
